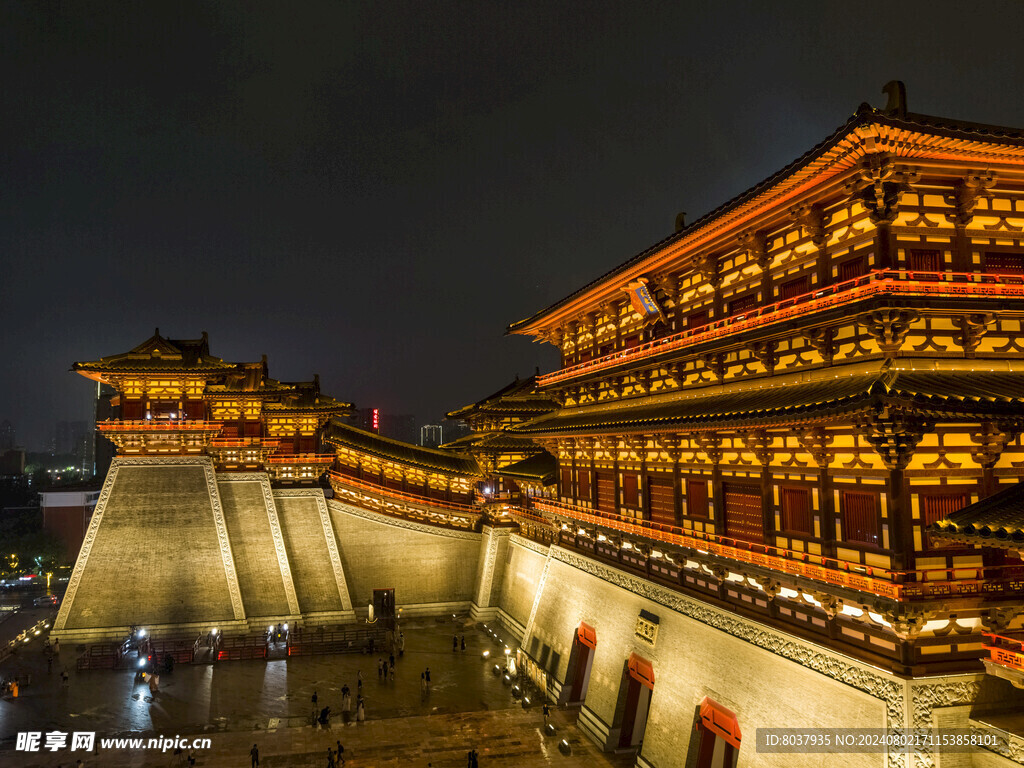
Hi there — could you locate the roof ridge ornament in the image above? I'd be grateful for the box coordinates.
[882,80,907,118]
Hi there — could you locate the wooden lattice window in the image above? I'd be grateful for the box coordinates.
[839,257,868,281]
[686,479,708,518]
[841,491,880,546]
[560,468,572,497]
[921,492,969,550]
[781,487,812,535]
[780,275,810,299]
[908,248,942,272]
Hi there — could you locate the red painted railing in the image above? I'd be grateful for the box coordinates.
[982,633,1024,674]
[327,471,480,516]
[520,497,1024,601]
[540,270,1024,387]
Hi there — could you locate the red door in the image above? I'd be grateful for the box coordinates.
[723,483,763,544]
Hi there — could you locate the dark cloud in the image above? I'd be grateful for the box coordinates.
[3,1,1024,448]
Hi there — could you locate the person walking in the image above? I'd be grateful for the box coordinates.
[356,695,365,723]
[389,652,395,669]
[327,747,335,768]
[341,685,351,720]
[461,635,466,652]
[250,743,259,768]
[543,702,551,724]
[357,670,363,691]
[389,663,394,682]
[453,634,458,651]
[312,689,318,707]
[420,671,426,693]
[336,740,345,766]
[425,667,431,688]
[61,668,69,688]
[377,658,383,679]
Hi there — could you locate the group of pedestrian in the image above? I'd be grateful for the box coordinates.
[419,666,431,693]
[325,739,345,767]
[376,654,395,681]
[451,633,465,652]
[466,748,480,767]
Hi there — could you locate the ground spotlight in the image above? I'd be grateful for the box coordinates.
[492,664,501,676]
[558,739,571,755]
[545,723,556,736]
[482,650,490,658]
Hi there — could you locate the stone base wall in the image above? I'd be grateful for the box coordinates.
[495,542,1024,768]
[327,500,481,611]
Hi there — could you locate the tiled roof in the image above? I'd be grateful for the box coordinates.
[324,419,482,477]
[73,330,236,374]
[447,375,557,419]
[510,371,1024,436]
[929,483,1024,549]
[495,452,557,484]
[508,106,1024,335]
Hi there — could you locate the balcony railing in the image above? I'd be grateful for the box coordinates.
[982,633,1024,675]
[540,270,1024,387]
[209,438,281,449]
[327,471,479,516]
[522,497,1024,602]
[97,419,223,432]
[265,453,335,464]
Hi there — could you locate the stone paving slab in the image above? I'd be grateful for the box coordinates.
[5,707,632,768]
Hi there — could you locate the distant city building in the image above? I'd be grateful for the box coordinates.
[40,484,101,562]
[419,424,443,448]
[0,419,14,451]
[0,449,25,477]
[352,409,418,444]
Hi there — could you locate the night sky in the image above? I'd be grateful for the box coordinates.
[4,2,1024,450]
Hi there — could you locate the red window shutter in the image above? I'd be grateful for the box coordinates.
[622,473,639,507]
[908,249,942,272]
[686,479,708,518]
[842,491,879,546]
[780,275,809,299]
[577,469,591,500]
[781,487,812,534]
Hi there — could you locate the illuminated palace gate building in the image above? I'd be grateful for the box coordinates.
[501,95,1024,768]
[55,96,1024,768]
